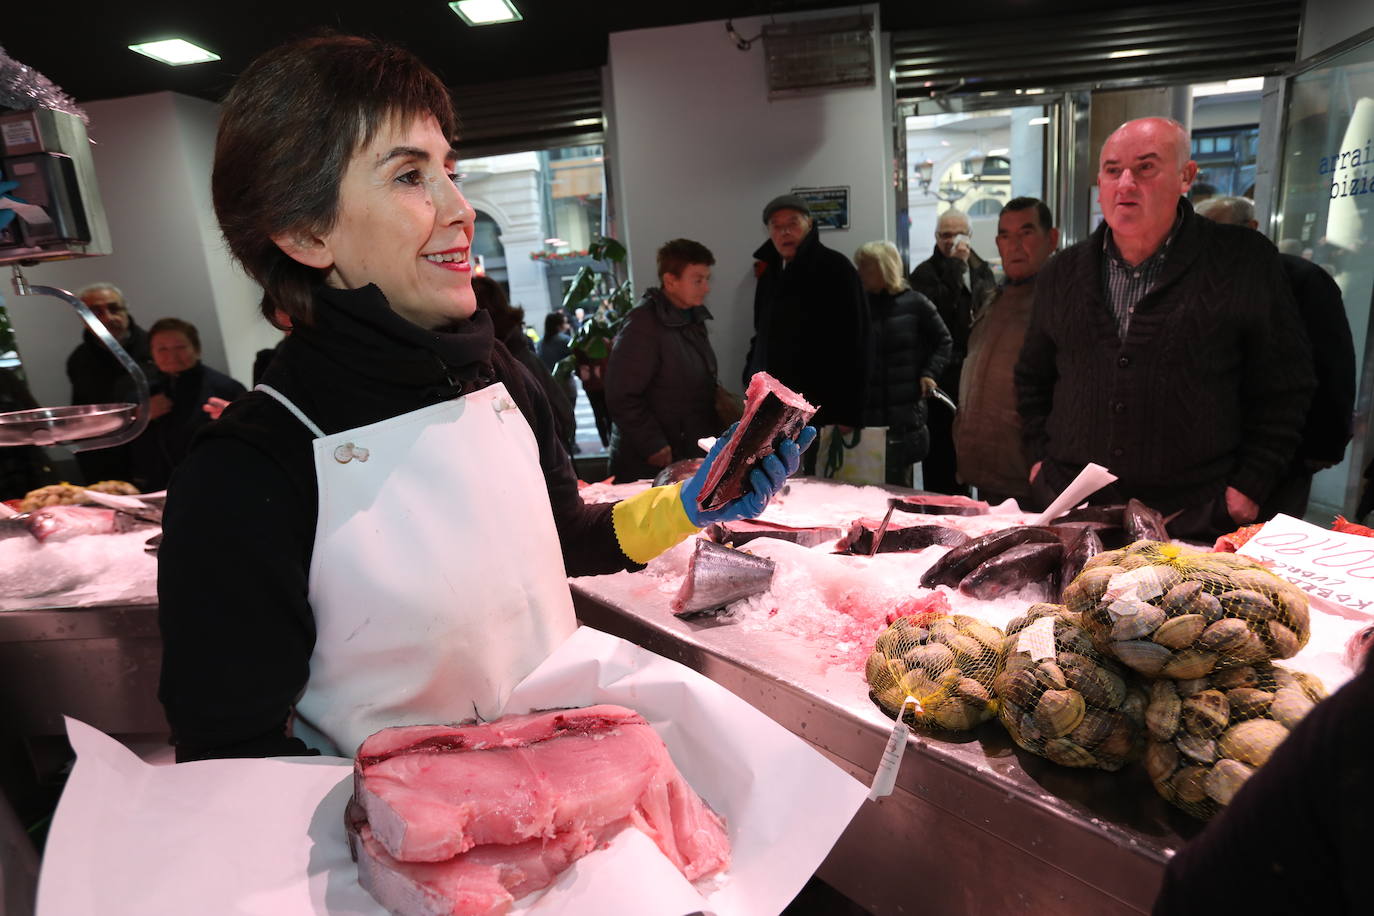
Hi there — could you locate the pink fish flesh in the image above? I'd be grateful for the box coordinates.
[353,705,730,879]
[696,372,815,513]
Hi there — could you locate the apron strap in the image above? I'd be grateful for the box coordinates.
[255,384,326,439]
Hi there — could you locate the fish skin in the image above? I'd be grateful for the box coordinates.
[697,374,814,513]
[958,541,1065,600]
[672,539,776,617]
[1054,504,1127,525]
[709,520,843,549]
[653,459,702,487]
[888,494,989,517]
[1124,498,1169,543]
[840,521,970,555]
[920,526,1060,588]
[1059,526,1104,599]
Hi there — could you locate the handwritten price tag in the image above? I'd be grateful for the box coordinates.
[1236,514,1374,619]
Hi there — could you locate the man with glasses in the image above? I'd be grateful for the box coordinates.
[66,282,152,482]
[744,194,869,468]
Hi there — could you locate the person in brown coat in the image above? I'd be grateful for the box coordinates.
[606,239,723,482]
[955,198,1059,504]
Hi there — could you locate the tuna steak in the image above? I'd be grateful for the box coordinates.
[707,519,844,549]
[958,541,1065,600]
[696,372,815,513]
[673,539,776,617]
[1059,526,1104,599]
[1124,498,1169,543]
[920,526,1060,589]
[839,519,970,555]
[888,494,990,516]
[353,705,730,881]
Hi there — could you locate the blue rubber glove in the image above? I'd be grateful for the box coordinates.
[0,180,20,233]
[680,423,818,527]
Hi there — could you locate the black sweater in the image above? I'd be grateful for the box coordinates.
[862,287,952,431]
[157,285,633,762]
[1015,203,1315,512]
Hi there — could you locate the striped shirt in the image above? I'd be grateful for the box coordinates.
[1102,209,1183,338]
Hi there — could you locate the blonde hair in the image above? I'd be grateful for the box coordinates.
[854,241,909,295]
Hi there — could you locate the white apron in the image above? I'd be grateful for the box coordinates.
[256,382,577,756]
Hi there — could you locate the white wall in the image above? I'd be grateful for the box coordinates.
[7,92,272,408]
[1301,2,1374,61]
[606,6,890,391]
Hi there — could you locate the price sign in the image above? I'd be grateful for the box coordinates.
[1236,514,1374,619]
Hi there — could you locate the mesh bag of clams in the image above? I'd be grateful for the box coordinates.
[996,603,1146,771]
[865,614,1005,731]
[1144,662,1326,818]
[1064,542,1310,680]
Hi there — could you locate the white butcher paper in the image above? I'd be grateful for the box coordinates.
[37,625,869,916]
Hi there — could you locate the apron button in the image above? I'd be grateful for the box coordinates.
[334,442,367,463]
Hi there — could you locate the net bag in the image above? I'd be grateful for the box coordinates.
[1065,542,1310,679]
[1143,662,1326,818]
[865,614,1005,731]
[996,603,1145,771]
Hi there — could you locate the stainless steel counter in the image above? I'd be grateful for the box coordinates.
[572,573,1198,916]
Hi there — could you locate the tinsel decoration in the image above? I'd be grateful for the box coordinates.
[0,44,87,122]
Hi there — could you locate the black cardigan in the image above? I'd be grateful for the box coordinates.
[1014,201,1315,512]
[157,285,633,762]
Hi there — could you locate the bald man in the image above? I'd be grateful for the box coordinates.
[1196,196,1355,519]
[909,208,996,494]
[1015,117,1315,538]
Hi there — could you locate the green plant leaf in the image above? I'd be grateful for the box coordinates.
[560,266,597,312]
[590,236,627,263]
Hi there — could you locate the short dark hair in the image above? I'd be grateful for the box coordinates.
[471,275,525,340]
[212,35,458,330]
[148,317,201,352]
[1000,197,1054,232]
[544,310,569,338]
[656,239,715,281]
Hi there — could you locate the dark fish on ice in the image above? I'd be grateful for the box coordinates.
[708,519,844,549]
[920,526,1060,589]
[653,458,703,487]
[1059,526,1104,599]
[696,372,815,513]
[672,539,776,617]
[958,540,1065,600]
[839,519,970,555]
[888,494,989,516]
[1054,504,1126,526]
[1124,498,1169,543]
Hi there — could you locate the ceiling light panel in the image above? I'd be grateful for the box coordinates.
[449,0,523,26]
[128,39,220,66]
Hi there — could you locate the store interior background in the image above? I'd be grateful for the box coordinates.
[2,0,1373,517]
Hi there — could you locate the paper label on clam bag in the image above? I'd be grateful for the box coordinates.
[868,695,919,800]
[1017,615,1058,660]
[1104,566,1165,619]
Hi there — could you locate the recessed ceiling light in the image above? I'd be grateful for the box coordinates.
[448,0,523,26]
[128,39,221,66]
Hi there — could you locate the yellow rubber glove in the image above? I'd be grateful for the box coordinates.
[612,481,700,565]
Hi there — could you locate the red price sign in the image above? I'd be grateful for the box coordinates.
[1237,514,1374,615]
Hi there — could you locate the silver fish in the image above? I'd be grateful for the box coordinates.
[672,540,776,618]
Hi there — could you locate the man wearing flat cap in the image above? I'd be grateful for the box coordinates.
[743,194,870,444]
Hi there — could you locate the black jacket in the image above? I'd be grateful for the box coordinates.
[1280,254,1355,465]
[607,288,720,482]
[128,362,246,492]
[862,288,951,463]
[66,323,153,484]
[1015,200,1315,513]
[908,244,997,386]
[743,226,870,428]
[157,284,635,762]
[502,324,576,449]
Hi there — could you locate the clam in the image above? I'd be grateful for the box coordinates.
[1153,614,1206,650]
[1068,708,1115,748]
[1070,663,1126,709]
[1004,616,1028,637]
[1292,670,1327,703]
[901,668,941,698]
[939,632,984,660]
[1211,665,1260,690]
[1034,661,1069,692]
[1064,565,1121,614]
[1186,589,1225,622]
[1204,758,1254,806]
[1176,733,1218,764]
[1223,568,1286,595]
[1145,740,1180,786]
[1000,669,1042,707]
[1044,737,1098,767]
[1095,716,1139,763]
[1172,765,1210,805]
[1019,712,1043,744]
[1117,553,1153,570]
[866,652,897,690]
[1229,629,1272,664]
[1265,621,1303,659]
[931,698,984,730]
[903,643,956,674]
[1056,625,1095,656]
[1082,550,1126,571]
[964,622,1006,653]
[1162,648,1219,679]
[1197,618,1251,653]
[1225,688,1274,718]
[1119,689,1147,726]
[1218,719,1289,767]
[1114,639,1172,675]
[1269,686,1315,729]
[1218,589,1278,622]
[1181,690,1230,738]
[875,619,918,655]
[1146,681,1181,741]
[1111,605,1167,640]
[954,676,991,706]
[1174,677,1209,698]
[1034,689,1086,738]
[1161,580,1204,613]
